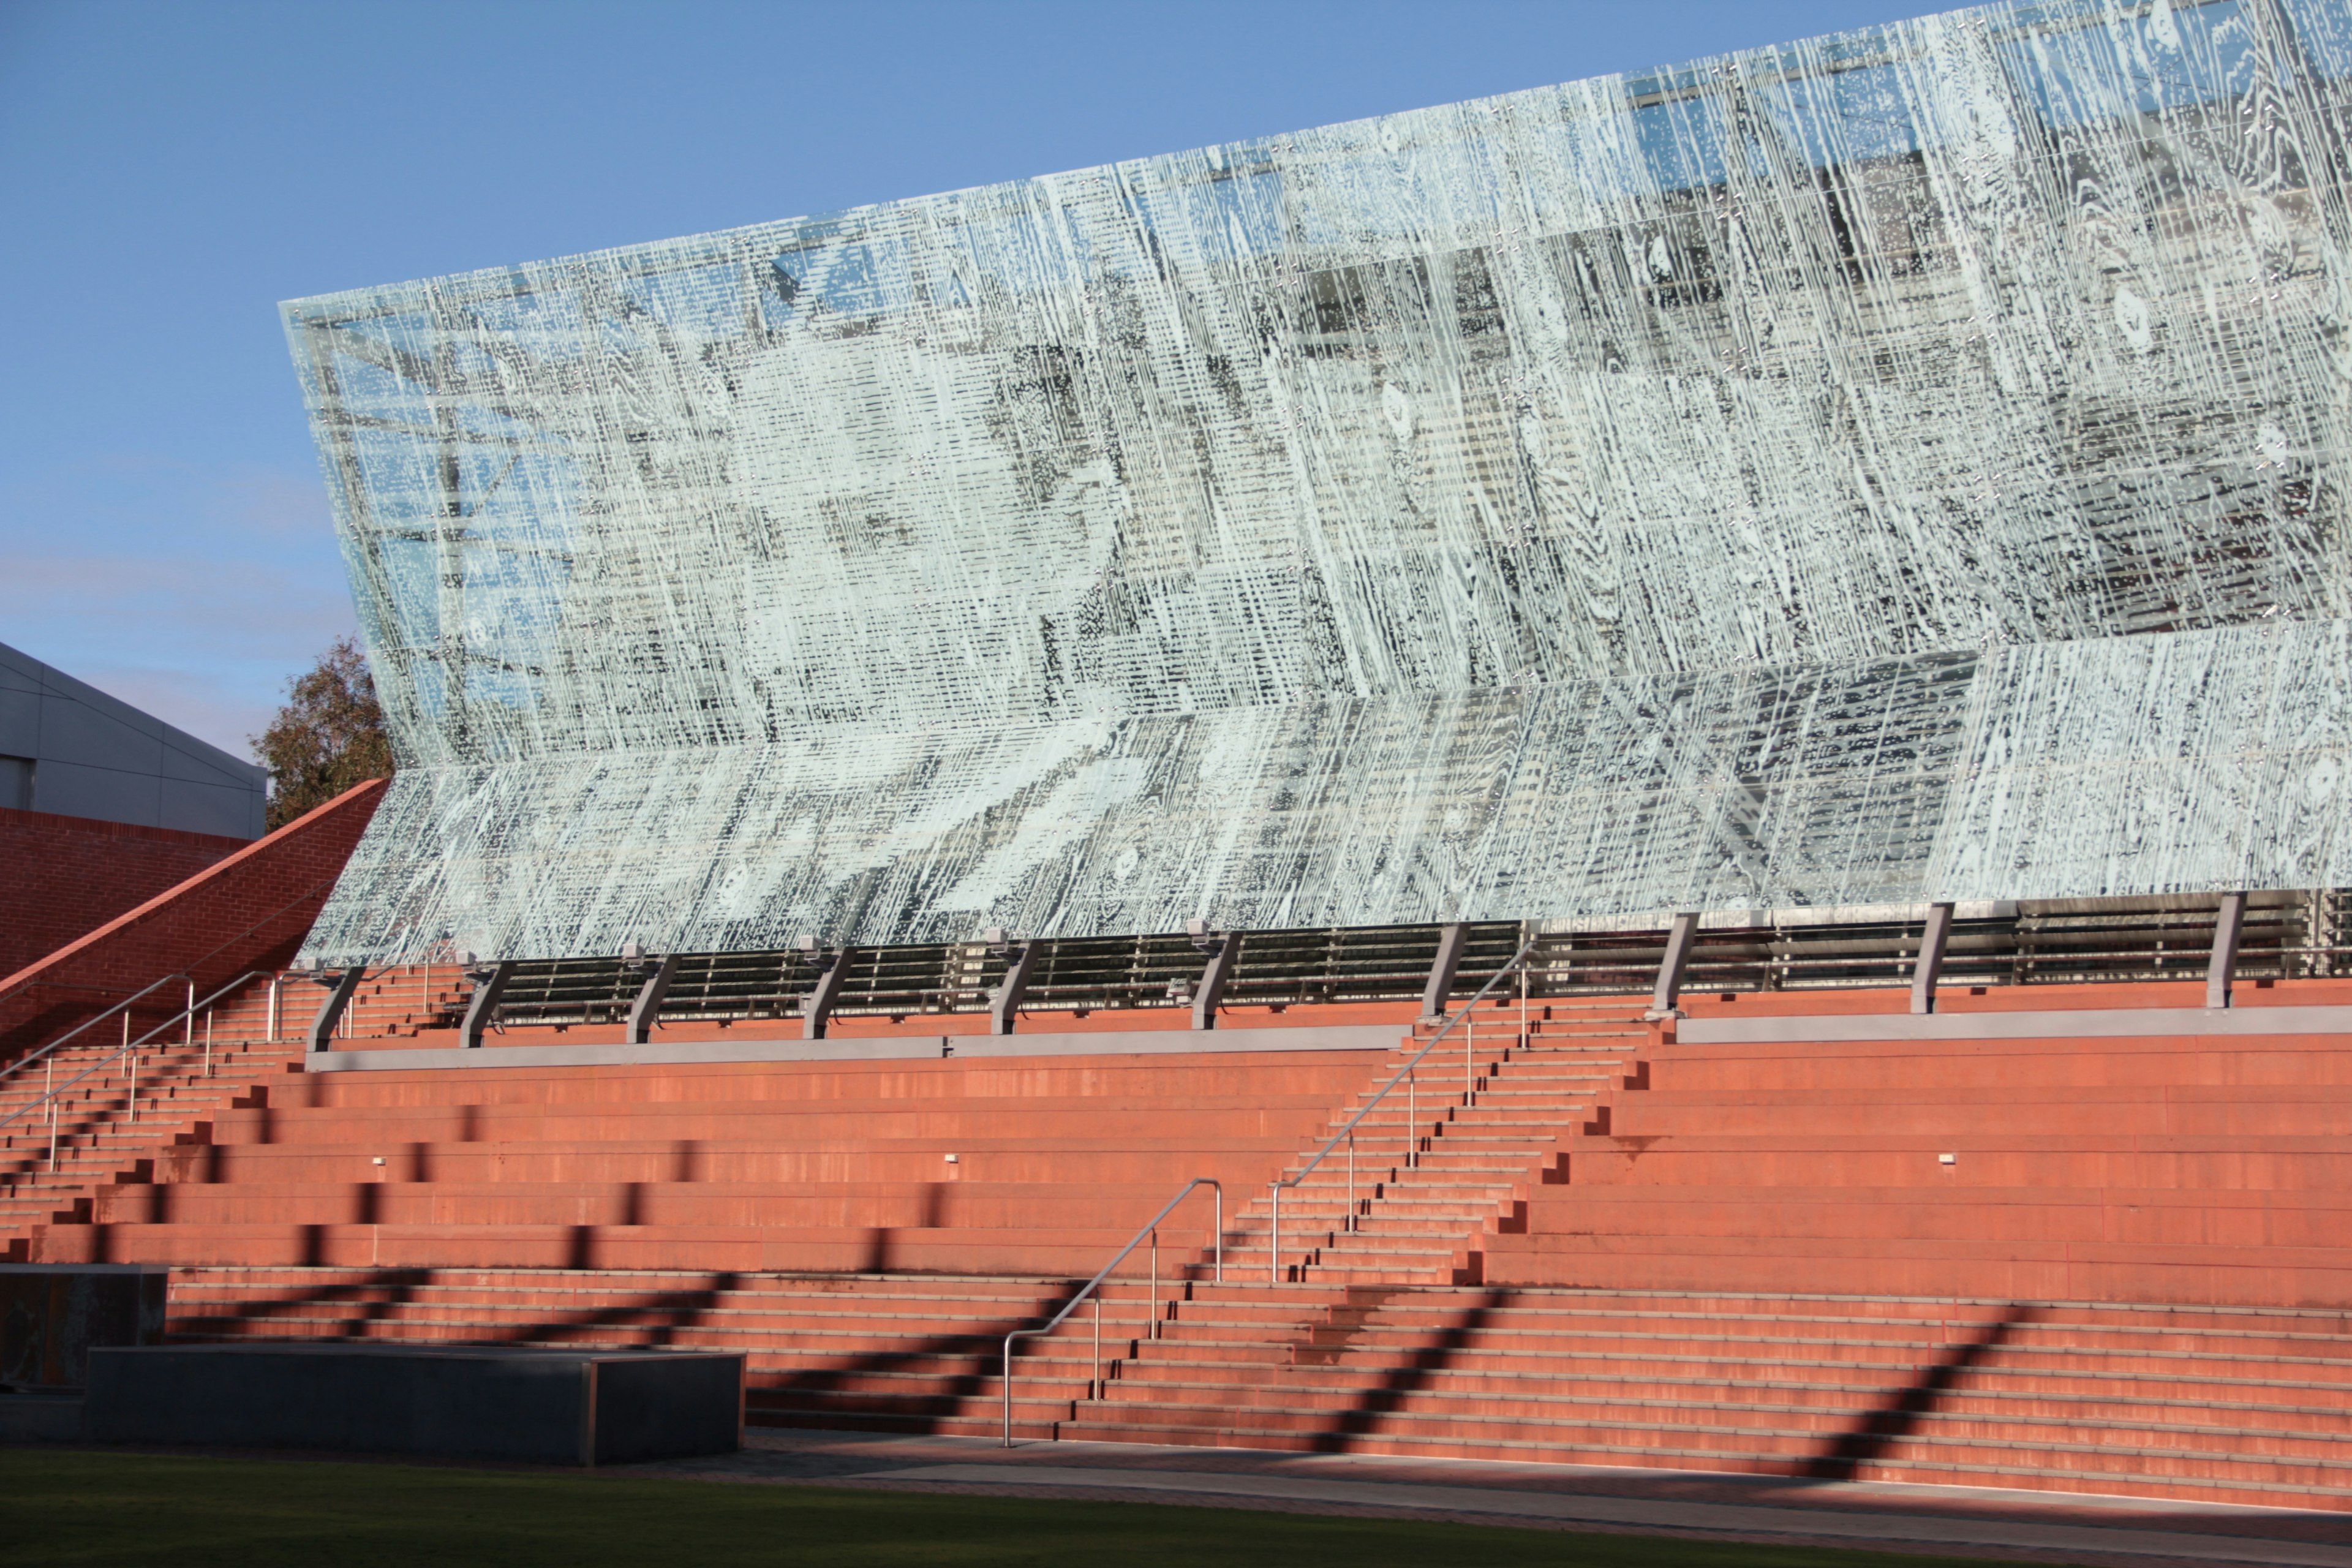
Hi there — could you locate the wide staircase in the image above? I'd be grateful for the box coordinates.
[14,980,2351,1511]
[1030,1009,2352,1508]
[40,1047,1387,1272]
[109,1004,1638,1439]
[1487,1021,2352,1305]
[53,1038,1415,1434]
[0,967,464,1258]
[1,981,293,1253]
[1055,1285,2352,1506]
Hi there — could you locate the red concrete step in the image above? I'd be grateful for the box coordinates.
[1512,1184,2352,1245]
[1482,1231,2352,1308]
[198,1102,1340,1146]
[149,1141,1297,1188]
[1648,1036,2352,1094]
[93,1179,1249,1231]
[1554,1135,2352,1189]
[39,1218,1234,1274]
[294,1057,1389,1109]
[1610,1087,2352,1139]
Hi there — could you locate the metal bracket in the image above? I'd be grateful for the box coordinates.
[986,930,1038,1036]
[625,954,679,1046]
[2207,892,2246,1010]
[307,966,366,1053]
[1188,919,1237,1031]
[461,960,516,1049]
[1645,913,1698,1021]
[1910,902,1955,1016]
[800,939,850,1040]
[1420,924,1468,1020]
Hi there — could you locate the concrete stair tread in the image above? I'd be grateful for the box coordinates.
[1059,1397,2352,1464]
[1045,1419,2352,1501]
[1091,1385,2352,1442]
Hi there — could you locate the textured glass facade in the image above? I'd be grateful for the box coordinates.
[288,0,2352,965]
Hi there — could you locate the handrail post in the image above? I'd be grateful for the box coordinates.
[0,971,190,1098]
[1270,1182,1281,1284]
[1000,1175,1221,1447]
[2,969,268,1139]
[1346,1131,1354,1234]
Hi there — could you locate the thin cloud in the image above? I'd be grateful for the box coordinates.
[66,662,282,761]
[0,451,358,755]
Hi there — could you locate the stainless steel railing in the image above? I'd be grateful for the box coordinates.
[1267,937,1539,1284]
[0,971,273,1163]
[0,972,192,1091]
[1000,1175,1222,1446]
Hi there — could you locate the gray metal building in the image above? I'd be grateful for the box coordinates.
[0,640,267,840]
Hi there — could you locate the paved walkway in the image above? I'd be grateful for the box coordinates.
[625,1428,2352,1568]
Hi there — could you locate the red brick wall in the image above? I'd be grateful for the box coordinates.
[0,778,386,1061]
[0,810,254,981]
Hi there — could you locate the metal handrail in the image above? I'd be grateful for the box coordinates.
[0,970,270,1136]
[1001,1175,1221,1447]
[0,972,191,1090]
[1268,937,1538,1284]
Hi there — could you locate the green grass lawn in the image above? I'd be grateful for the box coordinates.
[1,1447,2029,1567]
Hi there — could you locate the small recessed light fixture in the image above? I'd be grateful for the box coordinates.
[944,1153,959,1164]
[372,1156,386,1166]
[1938,1153,1957,1166]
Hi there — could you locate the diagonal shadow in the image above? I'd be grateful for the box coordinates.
[1803,1302,2043,1479]
[1303,1286,1507,1451]
[178,1262,745,1348]
[754,1273,1096,1427]
[167,1267,433,1340]
[478,1265,746,1348]
[176,1250,1098,1433]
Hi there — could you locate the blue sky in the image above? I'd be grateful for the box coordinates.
[0,0,1934,757]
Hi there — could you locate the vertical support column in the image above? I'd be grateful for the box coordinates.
[801,944,850,1041]
[1420,924,1469,1020]
[625,954,679,1046]
[309,967,366,1054]
[1648,913,1698,1020]
[2207,892,2246,1011]
[461,962,515,1050]
[1910,902,1956,1016]
[987,932,1038,1036]
[1188,921,1237,1031]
